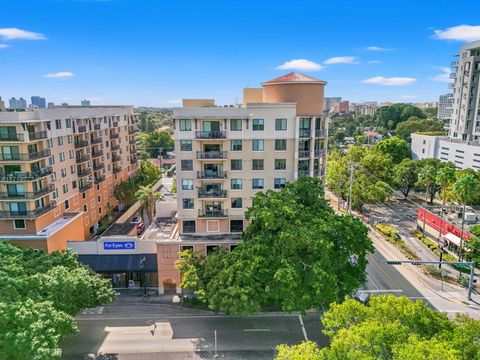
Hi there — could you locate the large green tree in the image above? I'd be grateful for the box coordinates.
[138,129,174,158]
[176,177,373,314]
[393,158,418,198]
[374,103,426,130]
[395,116,444,140]
[373,136,411,164]
[0,243,115,360]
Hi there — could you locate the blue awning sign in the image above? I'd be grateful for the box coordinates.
[103,241,136,250]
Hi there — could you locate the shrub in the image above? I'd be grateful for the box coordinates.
[376,224,401,242]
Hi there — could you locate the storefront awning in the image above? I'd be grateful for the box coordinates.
[78,254,158,273]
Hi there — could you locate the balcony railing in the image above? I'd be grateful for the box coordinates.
[93,162,105,170]
[315,129,327,137]
[91,150,104,158]
[0,133,24,141]
[298,150,310,158]
[80,182,93,192]
[198,209,228,217]
[94,124,101,131]
[113,167,122,174]
[76,154,90,163]
[0,167,53,182]
[451,61,459,67]
[78,168,92,177]
[91,137,102,144]
[0,184,55,199]
[128,128,139,135]
[0,201,57,219]
[197,171,227,179]
[94,175,106,184]
[129,138,137,144]
[314,149,326,157]
[110,132,119,139]
[74,140,89,149]
[111,144,120,151]
[130,157,138,164]
[198,189,227,198]
[112,122,119,128]
[195,131,226,139]
[28,131,48,141]
[112,155,121,162]
[299,129,311,138]
[197,151,227,159]
[298,170,310,177]
[0,149,51,162]
[77,126,87,133]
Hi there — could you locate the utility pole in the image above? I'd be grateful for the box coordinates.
[214,330,218,358]
[467,261,476,301]
[348,163,356,214]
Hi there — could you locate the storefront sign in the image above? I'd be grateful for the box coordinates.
[103,241,136,250]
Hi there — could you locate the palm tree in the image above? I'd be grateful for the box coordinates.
[453,174,479,260]
[135,185,163,225]
[418,165,437,233]
[435,166,456,242]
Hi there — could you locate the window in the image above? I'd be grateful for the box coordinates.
[230,119,242,131]
[275,159,287,170]
[231,159,242,171]
[63,184,68,194]
[55,119,62,129]
[59,152,65,162]
[64,199,70,210]
[206,245,220,254]
[252,178,264,189]
[231,197,242,208]
[181,160,193,171]
[275,139,287,151]
[57,137,64,146]
[13,219,26,230]
[69,150,74,159]
[48,156,55,166]
[66,119,72,128]
[231,179,243,190]
[183,220,196,233]
[253,119,264,131]
[179,119,192,131]
[230,220,243,233]
[67,135,73,144]
[274,178,286,189]
[252,159,264,170]
[61,168,67,177]
[183,198,194,209]
[275,118,287,130]
[180,140,192,151]
[47,139,53,148]
[252,139,264,151]
[98,196,101,203]
[230,140,242,151]
[70,165,75,174]
[181,179,194,190]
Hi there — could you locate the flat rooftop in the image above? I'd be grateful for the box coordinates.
[102,223,137,236]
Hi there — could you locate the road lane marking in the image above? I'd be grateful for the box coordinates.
[360,289,403,293]
[243,329,271,332]
[366,275,380,290]
[298,315,308,341]
[77,313,303,321]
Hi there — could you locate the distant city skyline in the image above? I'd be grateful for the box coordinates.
[1,0,480,106]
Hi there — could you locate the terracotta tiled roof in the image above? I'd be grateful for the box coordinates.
[262,72,326,85]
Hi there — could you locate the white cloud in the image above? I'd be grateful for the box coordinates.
[0,28,46,40]
[434,25,480,42]
[0,44,10,49]
[364,46,394,51]
[276,59,323,71]
[362,76,417,86]
[367,60,381,64]
[324,56,358,64]
[400,95,417,100]
[431,67,451,82]
[44,72,75,78]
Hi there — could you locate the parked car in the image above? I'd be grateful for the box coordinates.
[131,216,145,234]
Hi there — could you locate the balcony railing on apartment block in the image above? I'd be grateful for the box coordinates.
[314,149,326,157]
[91,137,102,144]
[198,189,227,198]
[197,171,227,179]
[112,122,119,128]
[128,128,139,135]
[196,151,227,159]
[298,170,310,177]
[0,201,57,219]
[77,126,87,133]
[298,150,310,158]
[79,182,93,192]
[0,149,51,162]
[130,157,138,164]
[198,209,228,217]
[28,131,48,141]
[0,133,24,141]
[76,154,90,163]
[94,175,106,184]
[299,129,311,138]
[128,138,137,144]
[78,168,92,177]
[0,167,53,182]
[92,150,104,158]
[315,129,327,137]
[93,162,105,171]
[74,140,89,149]
[110,132,120,139]
[93,124,101,131]
[112,155,121,162]
[113,167,122,174]
[111,144,120,151]
[0,184,55,200]
[195,131,226,139]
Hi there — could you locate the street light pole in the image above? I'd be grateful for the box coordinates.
[348,164,356,214]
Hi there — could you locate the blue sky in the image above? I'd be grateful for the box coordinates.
[1,0,480,107]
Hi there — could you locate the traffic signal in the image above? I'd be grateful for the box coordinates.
[387,261,402,265]
[411,262,422,266]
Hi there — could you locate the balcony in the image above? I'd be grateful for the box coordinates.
[113,167,122,174]
[0,201,57,219]
[74,140,89,149]
[198,209,228,217]
[28,131,48,141]
[80,182,93,192]
[451,61,459,67]
[299,129,311,138]
[76,154,90,163]
[448,83,456,89]
[92,150,104,158]
[112,155,121,162]
[111,144,120,151]
[450,73,457,79]
[197,171,227,179]
[315,129,327,137]
[93,162,105,171]
[78,168,92,177]
[95,175,106,184]
[129,138,137,144]
[0,184,55,200]
[93,124,101,131]
[128,128,139,135]
[112,122,119,128]
[298,150,310,158]
[198,189,227,198]
[195,131,226,139]
[0,133,24,142]
[0,149,51,162]
[91,137,102,144]
[130,157,138,164]
[314,149,326,157]
[78,126,87,133]
[110,132,119,140]
[197,151,227,159]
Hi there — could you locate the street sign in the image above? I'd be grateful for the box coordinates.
[456,262,470,269]
[103,241,136,250]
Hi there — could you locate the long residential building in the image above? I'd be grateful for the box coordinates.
[411,40,480,170]
[0,106,139,251]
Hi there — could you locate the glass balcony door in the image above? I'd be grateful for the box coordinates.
[7,184,25,197]
[204,164,222,177]
[202,121,221,132]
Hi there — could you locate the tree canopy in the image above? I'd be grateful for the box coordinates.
[0,243,115,360]
[276,295,480,360]
[138,129,174,159]
[176,177,373,314]
[372,136,410,164]
[395,116,444,140]
[374,103,426,130]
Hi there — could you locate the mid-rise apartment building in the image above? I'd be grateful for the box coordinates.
[412,41,480,170]
[9,97,27,110]
[333,100,349,114]
[324,97,342,113]
[31,96,47,109]
[173,72,328,237]
[0,106,139,252]
[437,93,454,125]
